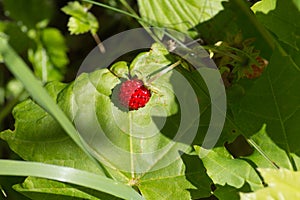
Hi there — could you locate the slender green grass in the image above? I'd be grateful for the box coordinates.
[0,160,144,200]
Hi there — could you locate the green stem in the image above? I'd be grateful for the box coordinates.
[91,33,106,53]
[202,45,244,62]
[82,0,167,46]
[148,60,182,83]
[0,185,7,198]
[247,138,280,169]
[119,0,138,16]
[83,0,149,25]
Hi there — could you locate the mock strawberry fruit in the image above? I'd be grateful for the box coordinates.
[118,79,151,110]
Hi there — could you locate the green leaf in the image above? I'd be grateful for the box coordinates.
[2,0,54,28]
[213,184,251,200]
[61,1,99,35]
[251,0,276,14]
[245,125,294,169]
[28,28,69,82]
[13,177,121,200]
[240,168,300,199]
[138,154,212,199]
[231,49,300,156]
[292,153,300,170]
[253,0,300,50]
[137,0,227,38]
[195,146,263,190]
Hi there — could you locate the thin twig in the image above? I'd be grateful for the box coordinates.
[148,60,182,83]
[247,138,280,169]
[91,33,106,53]
[0,185,7,198]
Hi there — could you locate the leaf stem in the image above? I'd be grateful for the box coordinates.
[82,0,149,25]
[148,60,182,83]
[119,0,138,17]
[247,138,280,169]
[91,33,106,53]
[0,185,7,198]
[202,45,245,63]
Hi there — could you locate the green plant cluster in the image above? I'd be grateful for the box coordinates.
[0,0,300,199]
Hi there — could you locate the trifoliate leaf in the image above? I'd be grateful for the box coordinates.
[62,1,99,35]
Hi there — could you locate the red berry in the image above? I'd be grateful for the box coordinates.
[118,79,151,110]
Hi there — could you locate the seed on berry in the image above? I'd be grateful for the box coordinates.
[118,79,151,110]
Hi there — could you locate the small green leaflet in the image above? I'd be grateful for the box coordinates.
[62,1,99,35]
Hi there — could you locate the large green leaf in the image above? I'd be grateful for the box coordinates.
[13,177,121,200]
[231,49,300,156]
[138,154,212,199]
[213,184,251,200]
[195,146,263,191]
[240,168,300,199]
[137,0,226,38]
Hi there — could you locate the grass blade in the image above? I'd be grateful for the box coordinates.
[0,160,143,200]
